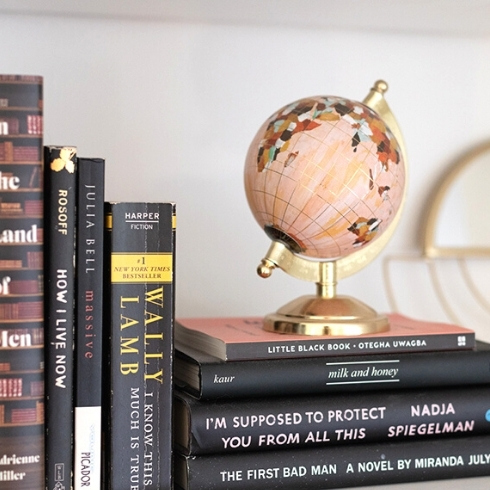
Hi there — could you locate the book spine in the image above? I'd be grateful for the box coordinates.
[0,75,44,489]
[73,158,105,490]
[181,346,490,399]
[44,145,77,490]
[176,435,490,490]
[104,202,176,490]
[224,332,474,360]
[175,385,490,455]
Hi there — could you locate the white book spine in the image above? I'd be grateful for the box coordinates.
[74,406,102,489]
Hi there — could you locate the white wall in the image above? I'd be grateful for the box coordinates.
[2,12,489,340]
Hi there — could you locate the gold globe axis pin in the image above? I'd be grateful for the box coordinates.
[254,80,406,336]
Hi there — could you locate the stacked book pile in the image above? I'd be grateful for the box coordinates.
[10,401,43,424]
[24,199,43,215]
[0,300,42,320]
[174,315,490,490]
[13,144,40,162]
[8,277,43,294]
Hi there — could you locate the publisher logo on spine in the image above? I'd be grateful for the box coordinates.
[54,463,65,490]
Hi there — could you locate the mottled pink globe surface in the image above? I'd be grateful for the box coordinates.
[244,95,405,260]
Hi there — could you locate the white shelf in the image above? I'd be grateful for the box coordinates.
[1,0,490,37]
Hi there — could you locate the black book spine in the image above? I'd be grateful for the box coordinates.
[175,435,490,490]
[73,157,105,489]
[44,146,77,489]
[177,343,490,399]
[104,202,176,490]
[175,385,490,455]
[224,332,474,360]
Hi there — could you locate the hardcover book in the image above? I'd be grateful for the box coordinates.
[44,145,77,490]
[175,340,490,400]
[174,385,490,455]
[104,202,176,490]
[175,314,475,361]
[0,75,44,489]
[73,157,105,489]
[175,434,490,490]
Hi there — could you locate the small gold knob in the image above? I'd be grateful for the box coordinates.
[257,259,276,278]
[373,80,388,94]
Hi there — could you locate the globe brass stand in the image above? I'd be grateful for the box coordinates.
[253,81,408,336]
[257,240,390,335]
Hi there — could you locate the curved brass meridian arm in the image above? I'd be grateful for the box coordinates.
[363,80,407,164]
[336,80,408,280]
[257,80,408,292]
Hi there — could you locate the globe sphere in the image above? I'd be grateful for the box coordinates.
[244,95,406,260]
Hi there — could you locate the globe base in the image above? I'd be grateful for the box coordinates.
[263,294,390,336]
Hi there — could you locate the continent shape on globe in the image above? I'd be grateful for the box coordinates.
[244,95,405,260]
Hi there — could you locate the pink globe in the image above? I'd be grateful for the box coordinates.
[244,95,406,260]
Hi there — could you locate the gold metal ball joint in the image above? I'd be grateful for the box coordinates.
[372,80,388,94]
[257,259,276,278]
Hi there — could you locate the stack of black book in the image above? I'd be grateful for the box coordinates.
[173,315,490,490]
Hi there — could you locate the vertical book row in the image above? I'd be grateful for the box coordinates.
[0,75,176,490]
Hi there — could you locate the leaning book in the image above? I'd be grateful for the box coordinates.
[0,75,44,488]
[104,202,176,490]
